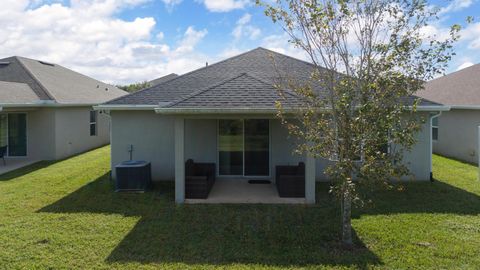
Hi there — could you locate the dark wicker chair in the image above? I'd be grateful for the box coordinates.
[185,159,216,199]
[0,145,6,166]
[276,162,305,198]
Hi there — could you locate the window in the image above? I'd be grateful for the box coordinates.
[432,116,438,141]
[89,111,97,136]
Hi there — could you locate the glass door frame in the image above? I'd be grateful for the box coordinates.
[0,112,28,157]
[216,118,271,178]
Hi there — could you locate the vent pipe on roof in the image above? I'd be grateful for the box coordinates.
[206,62,208,67]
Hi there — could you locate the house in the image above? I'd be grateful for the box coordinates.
[96,47,447,204]
[418,64,480,164]
[0,56,127,162]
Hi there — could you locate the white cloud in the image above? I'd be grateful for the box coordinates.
[219,47,244,58]
[175,27,208,53]
[261,34,309,61]
[457,61,474,70]
[198,0,250,12]
[419,24,452,42]
[0,1,209,84]
[439,0,473,15]
[232,13,261,40]
[161,0,182,11]
[156,32,165,40]
[461,22,480,49]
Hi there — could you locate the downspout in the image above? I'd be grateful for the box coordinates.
[430,111,442,182]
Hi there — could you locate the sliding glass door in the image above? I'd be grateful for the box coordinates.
[0,115,7,148]
[0,113,27,157]
[218,120,244,175]
[218,119,269,177]
[244,119,269,176]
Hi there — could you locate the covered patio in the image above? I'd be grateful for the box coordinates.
[171,116,317,205]
[185,179,306,204]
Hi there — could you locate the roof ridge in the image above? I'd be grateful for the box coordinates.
[429,62,480,82]
[256,47,317,68]
[164,73,250,108]
[15,56,55,101]
[111,48,267,105]
[242,72,300,99]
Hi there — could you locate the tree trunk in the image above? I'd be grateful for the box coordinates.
[342,189,353,248]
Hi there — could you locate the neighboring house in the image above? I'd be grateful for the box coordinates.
[418,64,480,164]
[149,73,178,86]
[0,56,127,161]
[97,47,447,204]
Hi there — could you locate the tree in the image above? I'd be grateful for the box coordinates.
[117,81,151,93]
[259,0,461,247]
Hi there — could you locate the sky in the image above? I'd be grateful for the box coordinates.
[0,0,479,85]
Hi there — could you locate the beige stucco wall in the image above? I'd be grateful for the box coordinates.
[110,112,433,182]
[2,106,111,161]
[433,109,480,164]
[401,112,432,181]
[27,108,56,160]
[110,110,175,181]
[53,107,110,160]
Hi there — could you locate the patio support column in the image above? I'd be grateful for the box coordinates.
[175,117,185,204]
[305,153,316,204]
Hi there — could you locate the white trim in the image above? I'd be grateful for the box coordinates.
[450,105,480,110]
[94,105,158,111]
[157,108,290,115]
[415,106,450,111]
[156,106,451,115]
[0,101,107,108]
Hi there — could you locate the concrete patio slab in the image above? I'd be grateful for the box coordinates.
[185,179,306,204]
[0,158,40,176]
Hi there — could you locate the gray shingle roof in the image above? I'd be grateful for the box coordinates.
[106,47,441,109]
[165,73,302,108]
[418,63,480,106]
[0,57,52,100]
[0,81,41,103]
[0,56,128,104]
[150,73,178,86]
[106,47,316,105]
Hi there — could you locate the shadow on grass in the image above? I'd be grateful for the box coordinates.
[39,174,380,268]
[0,145,111,181]
[352,180,480,216]
[0,161,56,181]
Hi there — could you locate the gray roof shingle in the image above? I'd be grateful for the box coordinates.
[150,73,178,86]
[165,73,302,108]
[0,56,128,104]
[0,57,52,100]
[418,63,480,106]
[0,81,41,103]
[107,47,441,108]
[106,47,316,105]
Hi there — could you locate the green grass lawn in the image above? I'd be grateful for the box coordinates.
[1,146,480,269]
